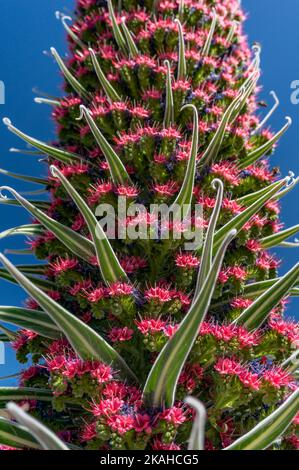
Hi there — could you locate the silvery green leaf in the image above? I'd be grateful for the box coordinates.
[88,48,121,102]
[163,60,174,128]
[0,168,48,185]
[234,263,299,330]
[6,402,69,450]
[184,397,206,450]
[260,225,299,248]
[121,19,139,57]
[224,389,299,450]
[0,254,137,383]
[0,186,95,263]
[0,306,61,339]
[107,0,127,53]
[3,118,83,165]
[0,417,40,449]
[175,19,186,80]
[143,229,236,408]
[77,106,131,185]
[0,224,43,240]
[51,165,128,285]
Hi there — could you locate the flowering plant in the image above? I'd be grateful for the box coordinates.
[0,0,298,451]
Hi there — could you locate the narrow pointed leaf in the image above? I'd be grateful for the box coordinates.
[0,417,41,449]
[163,60,174,128]
[0,269,54,291]
[240,117,292,169]
[50,47,90,100]
[51,166,128,284]
[236,175,297,206]
[0,224,43,240]
[3,118,82,165]
[0,388,53,403]
[143,229,236,408]
[201,10,217,56]
[88,48,121,102]
[213,176,289,253]
[0,168,48,185]
[260,225,299,249]
[78,106,131,185]
[0,307,61,339]
[169,105,198,215]
[175,19,186,80]
[234,263,299,330]
[0,254,137,384]
[56,12,85,48]
[6,402,69,450]
[184,397,206,450]
[0,197,50,210]
[224,389,299,450]
[107,0,127,53]
[194,179,223,298]
[252,90,279,135]
[121,19,139,57]
[0,186,95,263]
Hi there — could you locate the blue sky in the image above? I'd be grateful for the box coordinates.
[0,0,298,383]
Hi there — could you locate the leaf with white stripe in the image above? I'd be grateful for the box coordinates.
[50,166,128,285]
[143,229,236,408]
[0,186,95,263]
[234,263,299,330]
[0,307,61,339]
[224,389,299,450]
[0,254,137,383]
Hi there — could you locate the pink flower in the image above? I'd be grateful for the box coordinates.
[175,253,200,268]
[107,414,134,434]
[159,406,186,425]
[91,398,123,417]
[108,327,134,342]
[50,257,78,275]
[134,414,152,434]
[262,367,293,389]
[136,318,166,335]
[144,286,172,303]
[81,422,97,442]
[108,282,133,297]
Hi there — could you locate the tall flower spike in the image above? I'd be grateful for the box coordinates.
[50,47,90,100]
[88,48,121,102]
[175,19,187,81]
[251,91,280,135]
[201,9,217,57]
[163,60,174,128]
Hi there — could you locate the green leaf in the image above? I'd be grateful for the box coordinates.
[6,402,69,450]
[212,176,289,253]
[0,264,47,275]
[107,0,127,53]
[240,117,292,169]
[0,417,40,449]
[88,48,121,102]
[260,225,299,248]
[282,350,299,373]
[0,168,48,185]
[121,19,139,57]
[175,19,186,80]
[77,106,131,185]
[50,165,128,285]
[224,389,299,450]
[50,47,90,100]
[235,175,298,206]
[242,278,299,299]
[143,229,236,408]
[194,179,223,298]
[163,60,174,128]
[56,12,85,48]
[0,254,137,384]
[0,269,54,291]
[201,9,217,56]
[3,118,82,165]
[0,387,53,403]
[234,263,299,330]
[0,197,49,210]
[0,186,95,263]
[0,307,61,339]
[168,104,198,216]
[0,224,43,240]
[184,397,206,450]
